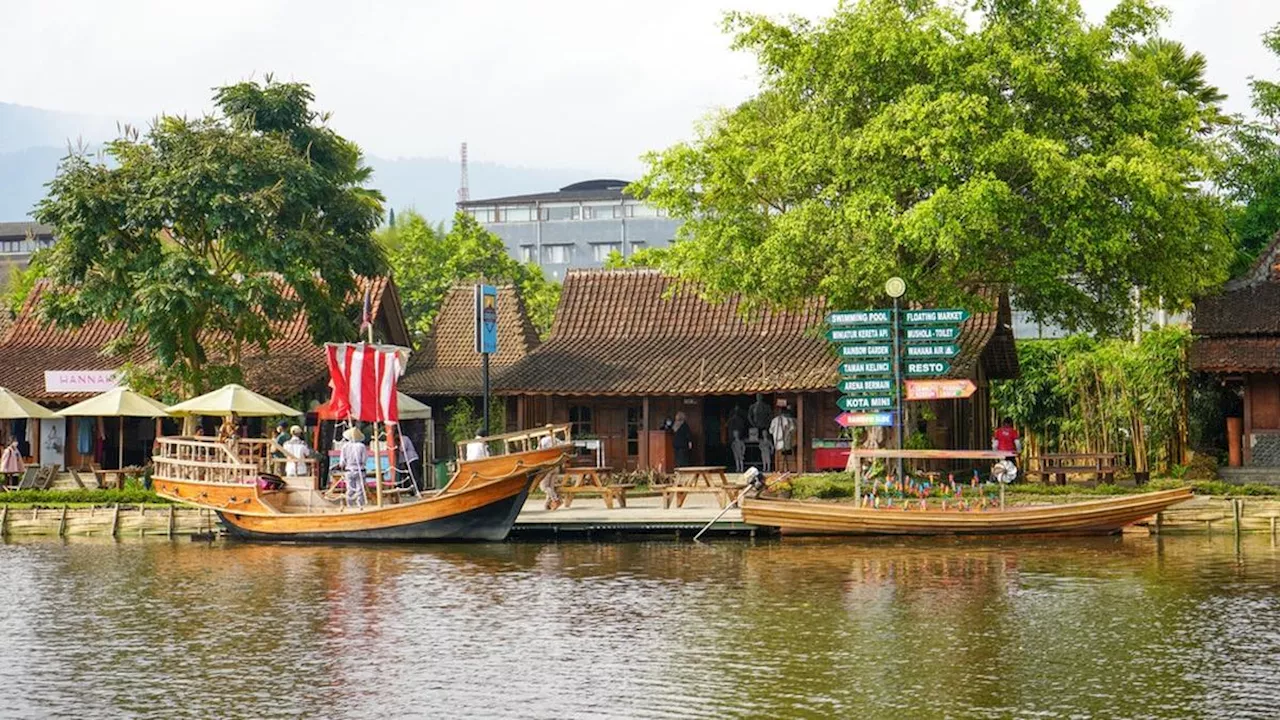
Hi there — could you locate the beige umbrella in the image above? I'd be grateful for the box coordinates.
[396,392,431,421]
[0,387,56,466]
[57,386,170,470]
[0,387,57,420]
[165,383,302,418]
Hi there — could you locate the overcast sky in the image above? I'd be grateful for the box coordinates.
[3,0,1279,174]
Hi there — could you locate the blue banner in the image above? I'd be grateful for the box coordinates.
[475,284,498,354]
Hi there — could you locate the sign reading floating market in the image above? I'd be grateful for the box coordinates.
[904,308,970,324]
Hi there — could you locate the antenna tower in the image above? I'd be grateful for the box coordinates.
[457,142,470,205]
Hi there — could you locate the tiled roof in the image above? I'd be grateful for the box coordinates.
[1191,233,1280,371]
[400,285,540,396]
[0,275,403,403]
[495,269,1016,396]
[0,222,54,240]
[1190,338,1280,373]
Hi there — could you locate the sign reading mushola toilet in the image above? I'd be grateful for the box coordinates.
[44,370,120,394]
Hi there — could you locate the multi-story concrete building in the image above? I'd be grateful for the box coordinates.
[0,222,54,291]
[458,179,681,280]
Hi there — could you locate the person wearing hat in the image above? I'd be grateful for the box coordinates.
[340,426,369,508]
[272,422,290,458]
[283,425,312,477]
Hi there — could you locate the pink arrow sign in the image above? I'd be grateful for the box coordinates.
[905,379,977,400]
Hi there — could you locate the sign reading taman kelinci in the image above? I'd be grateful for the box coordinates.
[839,361,892,376]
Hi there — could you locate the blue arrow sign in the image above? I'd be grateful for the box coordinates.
[838,395,896,411]
[838,361,893,377]
[838,344,893,358]
[904,308,969,324]
[827,309,893,326]
[904,326,961,342]
[904,343,960,359]
[827,326,892,342]
[837,378,896,394]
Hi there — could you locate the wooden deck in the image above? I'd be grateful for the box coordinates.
[512,493,762,538]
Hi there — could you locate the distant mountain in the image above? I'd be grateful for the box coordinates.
[0,102,617,223]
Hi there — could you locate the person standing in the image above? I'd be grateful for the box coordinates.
[283,426,312,477]
[673,412,693,468]
[1,439,23,487]
[538,430,563,510]
[340,426,369,508]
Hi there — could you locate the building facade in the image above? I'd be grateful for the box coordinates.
[457,179,681,280]
[0,222,55,291]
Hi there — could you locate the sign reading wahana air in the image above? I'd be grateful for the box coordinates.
[904,343,960,358]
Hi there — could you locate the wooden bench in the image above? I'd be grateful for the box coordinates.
[559,483,637,509]
[662,484,732,509]
[1031,453,1122,485]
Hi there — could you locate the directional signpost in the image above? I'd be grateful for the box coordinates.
[827,287,969,493]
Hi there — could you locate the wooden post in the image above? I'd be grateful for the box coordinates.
[168,504,175,538]
[1233,498,1243,540]
[1155,511,1163,535]
[110,503,120,538]
[58,505,68,537]
[796,393,806,474]
[0,505,7,538]
[640,396,650,470]
[118,416,125,471]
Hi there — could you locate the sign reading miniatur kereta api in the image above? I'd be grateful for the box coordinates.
[827,303,971,428]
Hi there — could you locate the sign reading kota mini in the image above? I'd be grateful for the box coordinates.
[44,370,119,393]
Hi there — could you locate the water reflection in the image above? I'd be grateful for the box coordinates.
[1,536,1279,718]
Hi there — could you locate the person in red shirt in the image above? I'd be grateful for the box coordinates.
[992,418,1021,458]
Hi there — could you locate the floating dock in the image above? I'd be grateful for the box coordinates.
[511,494,766,539]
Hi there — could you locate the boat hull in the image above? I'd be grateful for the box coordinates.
[741,487,1194,536]
[154,446,563,543]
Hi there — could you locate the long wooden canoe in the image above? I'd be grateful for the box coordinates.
[154,444,565,542]
[740,487,1193,536]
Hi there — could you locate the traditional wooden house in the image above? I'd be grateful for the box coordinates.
[399,284,541,458]
[1191,236,1280,475]
[0,276,410,469]
[495,269,1018,472]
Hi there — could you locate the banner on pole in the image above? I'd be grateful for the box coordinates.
[474,284,498,354]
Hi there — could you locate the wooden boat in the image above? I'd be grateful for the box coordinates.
[741,487,1194,536]
[151,425,568,542]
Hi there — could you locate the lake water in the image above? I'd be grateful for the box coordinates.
[2,535,1280,719]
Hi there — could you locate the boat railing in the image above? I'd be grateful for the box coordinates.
[455,423,572,459]
[152,436,262,486]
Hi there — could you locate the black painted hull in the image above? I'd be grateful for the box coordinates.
[217,474,536,543]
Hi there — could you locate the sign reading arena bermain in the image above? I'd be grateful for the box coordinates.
[44,370,120,393]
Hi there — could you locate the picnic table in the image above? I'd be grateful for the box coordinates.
[557,466,634,509]
[1030,453,1122,485]
[661,466,741,509]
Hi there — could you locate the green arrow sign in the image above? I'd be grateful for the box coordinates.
[904,343,960,359]
[837,378,896,395]
[826,326,892,343]
[905,360,952,376]
[904,325,961,342]
[838,395,896,411]
[827,309,893,326]
[904,308,969,324]
[838,361,893,376]
[838,343,892,358]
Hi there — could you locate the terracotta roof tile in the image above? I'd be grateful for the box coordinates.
[0,275,403,403]
[1190,338,1280,372]
[401,285,540,395]
[496,269,1016,395]
[1192,282,1280,336]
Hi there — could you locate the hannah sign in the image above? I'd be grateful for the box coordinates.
[44,370,119,393]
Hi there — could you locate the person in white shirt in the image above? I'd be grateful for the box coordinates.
[465,435,488,461]
[282,426,312,477]
[538,428,563,510]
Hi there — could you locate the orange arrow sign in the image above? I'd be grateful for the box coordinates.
[905,379,977,400]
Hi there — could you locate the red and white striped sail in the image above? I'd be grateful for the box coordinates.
[324,343,410,422]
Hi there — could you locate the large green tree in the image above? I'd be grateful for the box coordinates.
[379,210,560,340]
[35,78,386,395]
[1222,24,1280,271]
[634,0,1233,334]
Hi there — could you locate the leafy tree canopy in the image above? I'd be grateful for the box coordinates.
[379,210,560,340]
[634,0,1233,334]
[35,77,386,394]
[1222,23,1280,272]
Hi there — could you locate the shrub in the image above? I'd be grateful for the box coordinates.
[0,489,170,505]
